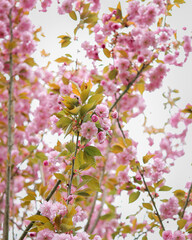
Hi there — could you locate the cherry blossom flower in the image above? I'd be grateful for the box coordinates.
[80,121,98,139]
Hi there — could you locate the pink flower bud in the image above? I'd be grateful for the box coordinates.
[111,111,118,119]
[97,131,106,144]
[92,114,99,122]
[43,160,49,166]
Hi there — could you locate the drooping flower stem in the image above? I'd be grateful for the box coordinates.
[3,8,14,240]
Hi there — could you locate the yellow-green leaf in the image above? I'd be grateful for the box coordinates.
[84,146,102,156]
[177,219,187,229]
[116,165,127,177]
[108,69,118,80]
[142,203,153,211]
[24,57,37,67]
[143,154,155,164]
[174,0,185,4]
[103,48,111,58]
[55,57,73,65]
[54,173,66,181]
[129,191,140,203]
[111,144,123,153]
[159,186,172,191]
[174,190,185,198]
[27,215,49,223]
[69,11,77,20]
[21,194,36,202]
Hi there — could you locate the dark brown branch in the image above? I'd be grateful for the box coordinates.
[3,8,14,240]
[109,64,147,113]
[138,168,165,231]
[67,131,79,204]
[180,183,192,219]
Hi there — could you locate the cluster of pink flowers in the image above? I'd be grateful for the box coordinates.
[37,229,102,240]
[81,41,100,60]
[162,230,185,240]
[160,196,179,219]
[39,201,67,222]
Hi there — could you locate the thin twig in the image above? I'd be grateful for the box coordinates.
[89,188,107,234]
[3,8,14,240]
[19,179,61,240]
[109,63,147,113]
[180,183,192,219]
[67,131,79,204]
[138,168,165,231]
[84,165,105,232]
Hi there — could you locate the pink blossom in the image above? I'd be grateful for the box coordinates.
[36,228,54,240]
[80,121,98,139]
[0,21,8,38]
[170,112,181,128]
[0,1,11,14]
[100,118,111,131]
[58,0,73,14]
[73,206,87,224]
[20,0,37,10]
[95,104,109,118]
[41,0,52,12]
[111,111,118,119]
[160,196,179,219]
[173,230,185,240]
[162,230,173,240]
[97,131,106,144]
[117,58,130,72]
[17,16,32,32]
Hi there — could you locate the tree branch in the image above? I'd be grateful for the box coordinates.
[84,165,105,232]
[138,168,165,231]
[3,8,14,240]
[180,183,192,219]
[89,188,107,234]
[67,131,79,204]
[109,63,147,113]
[19,179,61,240]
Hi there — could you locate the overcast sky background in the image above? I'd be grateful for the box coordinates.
[29,1,192,239]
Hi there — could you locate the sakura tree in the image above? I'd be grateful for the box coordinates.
[0,0,192,240]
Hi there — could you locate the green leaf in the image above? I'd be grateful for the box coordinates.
[81,175,101,192]
[100,212,115,220]
[54,173,66,182]
[186,223,192,233]
[83,151,96,167]
[80,87,90,104]
[74,150,84,170]
[142,236,148,240]
[88,93,104,105]
[80,103,94,116]
[66,141,76,153]
[84,146,102,156]
[174,190,185,198]
[129,191,140,203]
[111,144,123,153]
[35,152,48,161]
[56,117,72,129]
[69,11,77,20]
[159,186,172,191]
[27,215,50,223]
[21,194,36,202]
[108,69,118,80]
[142,203,153,211]
[116,165,127,177]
